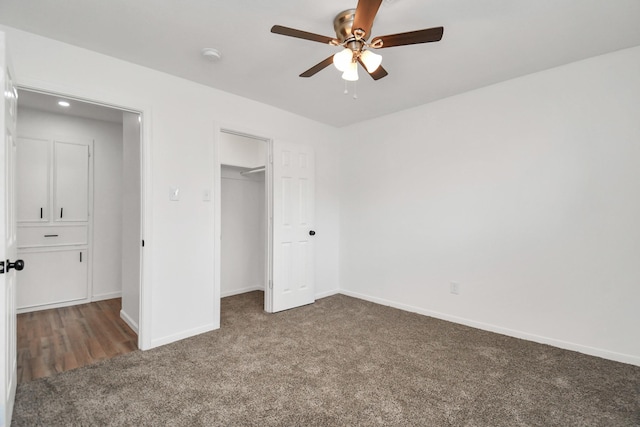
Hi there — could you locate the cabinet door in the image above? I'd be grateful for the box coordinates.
[54,140,89,222]
[17,249,88,310]
[17,137,50,222]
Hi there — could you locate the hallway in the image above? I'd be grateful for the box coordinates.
[17,298,137,383]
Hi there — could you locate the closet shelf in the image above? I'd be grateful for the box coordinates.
[240,166,265,176]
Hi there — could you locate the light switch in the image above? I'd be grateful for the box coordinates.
[170,186,180,201]
[203,189,211,202]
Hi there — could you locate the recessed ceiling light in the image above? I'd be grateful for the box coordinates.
[58,101,70,107]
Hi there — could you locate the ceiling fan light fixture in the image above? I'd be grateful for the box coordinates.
[341,61,359,81]
[333,48,353,72]
[360,49,382,73]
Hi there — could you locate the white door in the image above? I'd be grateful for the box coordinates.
[0,32,19,427]
[270,141,315,312]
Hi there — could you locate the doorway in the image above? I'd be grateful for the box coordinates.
[218,130,271,312]
[215,128,317,315]
[14,89,143,379]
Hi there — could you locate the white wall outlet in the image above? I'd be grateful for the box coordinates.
[450,282,460,295]
[170,186,180,201]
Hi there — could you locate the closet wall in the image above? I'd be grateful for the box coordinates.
[121,112,141,331]
[220,132,266,298]
[17,107,124,304]
[221,167,265,297]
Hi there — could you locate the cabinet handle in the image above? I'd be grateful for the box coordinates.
[60,207,63,218]
[44,234,59,237]
[40,207,43,219]
[80,252,83,262]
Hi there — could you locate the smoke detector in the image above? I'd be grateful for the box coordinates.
[201,48,222,61]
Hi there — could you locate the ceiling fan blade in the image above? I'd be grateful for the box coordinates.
[300,56,335,78]
[352,0,383,40]
[357,58,388,80]
[371,27,444,48]
[271,25,336,44]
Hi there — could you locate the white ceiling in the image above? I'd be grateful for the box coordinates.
[1,0,639,127]
[18,90,125,123]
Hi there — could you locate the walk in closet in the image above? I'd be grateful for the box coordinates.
[220,131,267,297]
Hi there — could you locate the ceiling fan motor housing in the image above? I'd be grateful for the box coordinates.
[333,9,357,43]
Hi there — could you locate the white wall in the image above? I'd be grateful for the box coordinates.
[219,132,266,169]
[220,166,265,297]
[17,107,123,301]
[1,26,341,348]
[121,111,141,332]
[340,46,640,366]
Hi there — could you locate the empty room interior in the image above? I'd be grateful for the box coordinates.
[0,0,639,425]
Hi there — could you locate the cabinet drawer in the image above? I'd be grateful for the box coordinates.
[18,225,88,248]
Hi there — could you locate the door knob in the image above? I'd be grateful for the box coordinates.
[309,230,316,236]
[7,259,24,272]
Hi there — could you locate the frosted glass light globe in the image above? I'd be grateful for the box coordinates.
[341,61,359,81]
[360,50,382,73]
[333,48,353,72]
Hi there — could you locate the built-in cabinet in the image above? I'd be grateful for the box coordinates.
[16,136,93,312]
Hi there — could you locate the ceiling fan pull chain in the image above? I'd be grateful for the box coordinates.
[344,80,348,95]
[353,81,358,100]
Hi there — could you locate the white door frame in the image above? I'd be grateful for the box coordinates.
[15,80,153,350]
[213,124,273,316]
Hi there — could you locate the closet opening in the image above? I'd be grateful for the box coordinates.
[218,130,271,315]
[14,88,143,382]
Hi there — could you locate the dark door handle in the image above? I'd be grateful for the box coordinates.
[7,259,24,272]
[309,230,316,236]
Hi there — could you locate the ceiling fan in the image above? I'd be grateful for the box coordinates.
[270,0,444,81]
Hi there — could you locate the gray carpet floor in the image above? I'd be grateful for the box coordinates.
[12,291,640,426]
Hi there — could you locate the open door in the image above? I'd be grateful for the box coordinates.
[270,140,315,313]
[0,32,20,427]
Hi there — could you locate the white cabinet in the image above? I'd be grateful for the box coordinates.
[54,141,89,222]
[17,249,88,309]
[16,136,93,312]
[16,137,50,222]
[17,138,89,223]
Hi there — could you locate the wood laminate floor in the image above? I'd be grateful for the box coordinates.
[17,298,138,384]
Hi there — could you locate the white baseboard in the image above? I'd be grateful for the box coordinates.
[221,286,339,300]
[150,323,217,349]
[221,285,264,298]
[120,309,139,334]
[92,291,122,302]
[339,289,640,367]
[17,297,90,314]
[315,288,340,300]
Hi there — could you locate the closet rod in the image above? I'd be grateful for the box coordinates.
[240,166,265,176]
